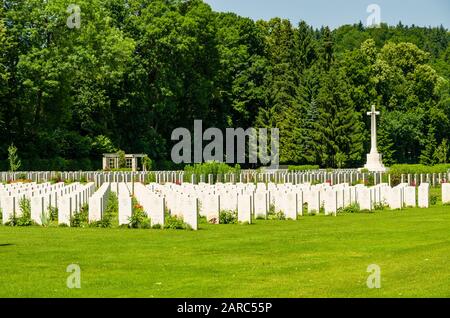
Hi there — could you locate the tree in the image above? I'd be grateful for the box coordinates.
[141,155,153,172]
[420,127,438,165]
[117,150,126,169]
[313,68,365,168]
[8,143,21,172]
[434,139,448,164]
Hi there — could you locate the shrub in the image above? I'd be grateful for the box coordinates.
[70,204,89,228]
[430,194,438,205]
[128,198,150,229]
[373,202,388,211]
[152,224,162,230]
[93,192,118,228]
[7,198,33,226]
[165,214,188,230]
[219,210,238,224]
[145,173,156,184]
[388,164,450,175]
[268,205,286,220]
[48,206,58,222]
[338,203,361,214]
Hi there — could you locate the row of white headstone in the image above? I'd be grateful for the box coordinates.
[0,182,95,225]
[0,180,444,229]
[146,182,432,226]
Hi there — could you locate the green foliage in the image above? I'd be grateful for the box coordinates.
[338,203,361,214]
[141,155,153,171]
[94,192,118,228]
[287,165,320,171]
[184,162,240,182]
[164,214,189,230]
[0,1,448,169]
[70,204,89,228]
[48,207,58,223]
[219,210,238,224]
[434,139,449,164]
[373,202,389,211]
[117,150,126,169]
[128,198,150,229]
[6,198,33,226]
[388,164,450,174]
[430,194,438,206]
[268,205,286,220]
[7,144,21,172]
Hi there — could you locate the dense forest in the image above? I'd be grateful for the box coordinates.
[0,0,449,170]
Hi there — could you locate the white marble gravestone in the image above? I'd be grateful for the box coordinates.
[403,186,416,208]
[237,194,252,223]
[253,191,268,219]
[324,189,337,216]
[283,192,297,220]
[182,196,198,230]
[442,183,450,204]
[418,183,429,208]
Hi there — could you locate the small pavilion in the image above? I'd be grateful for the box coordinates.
[102,153,147,172]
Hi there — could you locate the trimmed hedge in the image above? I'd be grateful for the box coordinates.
[287,165,320,171]
[388,164,450,175]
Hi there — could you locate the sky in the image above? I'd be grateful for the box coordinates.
[203,0,450,29]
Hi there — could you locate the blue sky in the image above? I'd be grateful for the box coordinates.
[204,0,450,29]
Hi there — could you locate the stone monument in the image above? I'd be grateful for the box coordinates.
[364,105,387,172]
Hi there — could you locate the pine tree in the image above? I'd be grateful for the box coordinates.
[313,68,365,168]
[419,127,438,165]
[378,119,397,166]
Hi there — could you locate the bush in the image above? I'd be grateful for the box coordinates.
[430,194,438,205]
[268,205,286,220]
[388,164,450,175]
[373,202,388,211]
[48,206,58,222]
[70,204,89,228]
[128,198,150,229]
[219,210,238,224]
[99,192,118,228]
[6,198,33,226]
[165,214,189,230]
[338,203,361,214]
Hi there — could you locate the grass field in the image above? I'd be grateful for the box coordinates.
[0,206,449,298]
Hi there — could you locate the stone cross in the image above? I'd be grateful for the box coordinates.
[367,105,380,154]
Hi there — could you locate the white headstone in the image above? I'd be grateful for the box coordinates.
[418,183,429,208]
[237,194,252,223]
[442,183,450,204]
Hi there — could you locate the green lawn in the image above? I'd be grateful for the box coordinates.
[0,206,449,298]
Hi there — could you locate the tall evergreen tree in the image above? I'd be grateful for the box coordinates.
[313,68,365,167]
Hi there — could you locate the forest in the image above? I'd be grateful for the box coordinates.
[0,0,449,170]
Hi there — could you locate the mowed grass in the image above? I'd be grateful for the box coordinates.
[0,206,450,298]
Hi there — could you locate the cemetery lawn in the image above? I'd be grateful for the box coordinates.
[0,207,449,298]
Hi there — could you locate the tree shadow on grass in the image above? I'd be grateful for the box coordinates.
[0,244,15,247]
